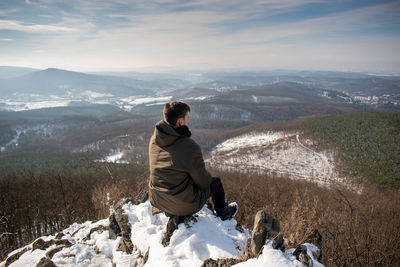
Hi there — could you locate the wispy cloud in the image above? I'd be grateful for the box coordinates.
[0,19,76,33]
[0,38,13,41]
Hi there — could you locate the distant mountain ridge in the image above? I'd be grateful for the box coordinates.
[0,66,38,79]
[0,68,154,97]
[0,66,399,114]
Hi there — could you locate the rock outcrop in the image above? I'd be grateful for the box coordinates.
[4,248,28,266]
[3,237,72,266]
[249,210,283,256]
[203,209,323,267]
[2,195,324,267]
[109,197,135,253]
[108,191,149,253]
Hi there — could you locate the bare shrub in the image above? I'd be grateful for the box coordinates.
[213,168,400,266]
[0,161,148,261]
[91,163,149,218]
[281,189,322,247]
[92,179,129,218]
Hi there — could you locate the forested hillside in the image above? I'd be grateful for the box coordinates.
[302,113,400,188]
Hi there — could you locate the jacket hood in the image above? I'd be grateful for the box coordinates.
[154,120,182,147]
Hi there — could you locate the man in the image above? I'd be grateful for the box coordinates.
[148,101,237,222]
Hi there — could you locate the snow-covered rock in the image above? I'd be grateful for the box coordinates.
[1,200,324,267]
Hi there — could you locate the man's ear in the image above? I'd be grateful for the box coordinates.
[176,117,183,127]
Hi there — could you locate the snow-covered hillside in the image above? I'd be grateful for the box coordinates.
[1,201,323,267]
[207,131,345,186]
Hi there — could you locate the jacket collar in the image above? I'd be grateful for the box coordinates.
[154,120,190,147]
[174,125,192,137]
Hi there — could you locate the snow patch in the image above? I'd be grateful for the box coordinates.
[121,96,172,105]
[81,91,113,98]
[208,131,346,186]
[182,95,214,101]
[95,151,129,164]
[117,96,172,111]
[213,131,288,153]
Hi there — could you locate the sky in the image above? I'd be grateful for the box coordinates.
[0,0,399,73]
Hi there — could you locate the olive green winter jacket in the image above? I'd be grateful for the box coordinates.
[148,120,211,216]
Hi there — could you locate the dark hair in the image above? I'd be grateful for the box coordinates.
[163,101,191,126]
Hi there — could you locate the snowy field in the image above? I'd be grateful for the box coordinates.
[0,94,173,112]
[1,200,323,267]
[0,99,71,111]
[0,91,115,111]
[207,131,345,186]
[117,96,172,111]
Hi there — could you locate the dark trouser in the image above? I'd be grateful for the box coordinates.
[210,177,226,209]
[163,177,226,236]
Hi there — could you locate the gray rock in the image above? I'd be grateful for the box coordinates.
[162,215,197,247]
[135,190,149,204]
[293,244,313,267]
[272,234,284,250]
[32,239,48,251]
[32,238,72,252]
[109,214,121,240]
[5,248,28,266]
[55,232,64,240]
[162,216,181,247]
[109,197,134,254]
[201,258,242,267]
[115,197,135,210]
[54,239,72,247]
[250,210,281,256]
[46,246,63,259]
[36,257,57,267]
[118,237,134,254]
[83,225,108,241]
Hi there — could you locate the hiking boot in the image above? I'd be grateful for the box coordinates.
[215,202,238,221]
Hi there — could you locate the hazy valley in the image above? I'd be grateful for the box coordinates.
[1,67,399,181]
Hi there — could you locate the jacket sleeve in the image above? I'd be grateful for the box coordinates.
[187,141,212,190]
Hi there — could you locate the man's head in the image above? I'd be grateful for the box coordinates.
[163,101,191,127]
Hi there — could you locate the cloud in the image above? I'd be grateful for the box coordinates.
[0,19,76,33]
[88,1,400,51]
[0,0,399,72]
[210,1,400,47]
[0,38,13,41]
[29,2,398,57]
